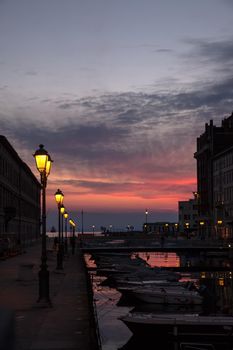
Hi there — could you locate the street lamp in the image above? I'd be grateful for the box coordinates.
[92,225,95,236]
[63,211,68,254]
[217,219,223,240]
[55,189,64,206]
[145,209,148,233]
[199,221,205,240]
[81,209,84,235]
[185,222,190,239]
[145,209,148,224]
[174,223,178,239]
[69,219,76,255]
[60,204,65,257]
[33,144,53,306]
[60,204,65,243]
[54,189,64,269]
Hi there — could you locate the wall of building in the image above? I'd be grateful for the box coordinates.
[0,136,41,245]
[143,222,179,237]
[213,147,233,239]
[194,112,233,239]
[178,196,198,234]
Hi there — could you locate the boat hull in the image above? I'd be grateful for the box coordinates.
[132,289,203,305]
[120,314,233,340]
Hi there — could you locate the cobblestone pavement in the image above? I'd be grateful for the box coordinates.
[0,239,99,350]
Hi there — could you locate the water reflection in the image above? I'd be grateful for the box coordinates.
[137,252,180,268]
[138,251,232,270]
[86,252,233,350]
[92,274,132,350]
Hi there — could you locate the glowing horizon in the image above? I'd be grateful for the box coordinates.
[45,173,196,213]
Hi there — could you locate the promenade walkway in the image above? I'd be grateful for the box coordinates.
[0,240,100,350]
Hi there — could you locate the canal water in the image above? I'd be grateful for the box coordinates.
[85,251,233,350]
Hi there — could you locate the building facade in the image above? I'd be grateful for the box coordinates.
[213,146,233,239]
[194,112,233,239]
[178,192,198,235]
[0,136,41,245]
[143,222,179,237]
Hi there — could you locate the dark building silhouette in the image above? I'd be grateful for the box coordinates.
[0,136,41,245]
[178,192,198,235]
[213,145,233,239]
[143,222,178,236]
[194,112,233,238]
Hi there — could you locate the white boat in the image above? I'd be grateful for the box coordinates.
[116,278,180,289]
[130,286,203,305]
[116,280,198,306]
[115,268,181,283]
[120,312,233,339]
[116,279,193,289]
[117,280,190,298]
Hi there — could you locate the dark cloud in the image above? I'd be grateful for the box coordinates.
[50,178,144,194]
[59,102,77,109]
[155,48,173,53]
[116,109,142,124]
[185,37,233,75]
[1,72,233,202]
[55,75,233,126]
[25,71,37,76]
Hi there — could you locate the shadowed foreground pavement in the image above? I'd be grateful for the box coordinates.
[0,240,100,350]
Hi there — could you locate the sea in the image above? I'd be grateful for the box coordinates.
[47,231,102,238]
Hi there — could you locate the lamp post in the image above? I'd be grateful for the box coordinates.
[217,220,223,240]
[145,209,148,233]
[174,223,178,239]
[33,144,52,306]
[81,209,84,235]
[92,225,95,236]
[185,222,190,239]
[145,209,148,223]
[64,212,68,254]
[72,221,76,254]
[69,219,76,255]
[199,221,205,240]
[54,189,64,269]
[60,204,65,253]
[165,223,169,237]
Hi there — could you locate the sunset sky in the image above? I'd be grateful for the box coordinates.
[1,0,233,230]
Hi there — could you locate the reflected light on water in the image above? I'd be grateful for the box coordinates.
[136,252,180,268]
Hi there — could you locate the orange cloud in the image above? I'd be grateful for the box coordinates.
[46,174,196,213]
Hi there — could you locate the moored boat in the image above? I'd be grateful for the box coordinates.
[119,312,233,339]
[130,286,203,305]
[116,281,192,301]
